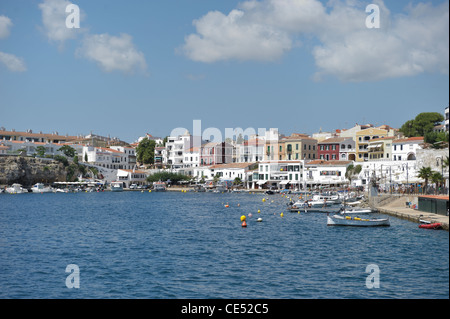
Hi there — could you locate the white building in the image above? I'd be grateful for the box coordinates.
[304,160,352,188]
[194,162,257,187]
[392,137,424,161]
[82,146,131,170]
[164,131,193,170]
[116,169,148,188]
[236,138,264,163]
[256,161,304,189]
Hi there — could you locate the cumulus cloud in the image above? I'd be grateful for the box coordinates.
[76,33,148,74]
[182,0,449,82]
[38,0,83,45]
[0,51,27,72]
[0,15,13,39]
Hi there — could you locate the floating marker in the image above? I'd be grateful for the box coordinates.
[257,218,263,222]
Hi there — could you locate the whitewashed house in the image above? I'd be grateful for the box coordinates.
[304,160,352,188]
[116,169,148,188]
[392,137,424,161]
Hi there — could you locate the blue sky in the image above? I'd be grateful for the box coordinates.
[0,0,448,143]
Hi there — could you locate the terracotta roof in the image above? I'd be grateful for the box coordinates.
[208,162,256,169]
[0,130,77,140]
[319,137,352,144]
[393,137,424,144]
[370,136,395,142]
[305,160,352,166]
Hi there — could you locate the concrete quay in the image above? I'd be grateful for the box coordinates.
[375,196,449,231]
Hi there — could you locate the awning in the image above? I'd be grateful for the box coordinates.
[257,181,266,185]
[279,180,289,185]
[368,143,382,149]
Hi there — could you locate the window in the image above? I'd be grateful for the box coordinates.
[332,145,336,150]
[296,144,299,150]
[320,145,324,150]
[341,144,345,149]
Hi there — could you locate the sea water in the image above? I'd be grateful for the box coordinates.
[0,191,448,299]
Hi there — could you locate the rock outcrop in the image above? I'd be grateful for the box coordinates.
[0,156,67,186]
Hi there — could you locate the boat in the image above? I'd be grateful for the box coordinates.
[111,181,124,192]
[327,214,390,227]
[153,181,166,192]
[31,183,53,193]
[5,183,28,194]
[339,207,372,214]
[419,223,442,230]
[288,199,338,212]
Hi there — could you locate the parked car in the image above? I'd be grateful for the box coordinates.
[130,184,138,189]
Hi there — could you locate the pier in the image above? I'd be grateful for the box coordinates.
[374,195,449,231]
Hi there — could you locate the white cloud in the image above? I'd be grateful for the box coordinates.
[0,15,13,39]
[182,0,449,82]
[76,33,148,74]
[0,51,27,72]
[183,9,292,63]
[38,0,83,45]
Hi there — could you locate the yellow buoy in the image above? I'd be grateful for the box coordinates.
[280,212,284,217]
[240,215,246,222]
[257,209,261,213]
[149,190,151,192]
[262,198,266,202]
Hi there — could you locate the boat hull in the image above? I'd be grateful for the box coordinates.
[327,215,390,227]
[419,223,442,230]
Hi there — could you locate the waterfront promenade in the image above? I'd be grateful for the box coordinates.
[376,196,449,231]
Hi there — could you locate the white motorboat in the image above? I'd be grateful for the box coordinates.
[327,214,390,227]
[339,207,372,214]
[288,200,339,213]
[5,183,28,194]
[31,183,53,193]
[111,181,124,192]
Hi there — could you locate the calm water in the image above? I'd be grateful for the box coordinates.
[0,191,448,299]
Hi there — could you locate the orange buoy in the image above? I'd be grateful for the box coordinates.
[225,204,229,208]
[242,221,247,227]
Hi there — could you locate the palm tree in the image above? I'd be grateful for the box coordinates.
[417,166,433,194]
[431,172,444,194]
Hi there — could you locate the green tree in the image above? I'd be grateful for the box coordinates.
[400,112,444,137]
[59,145,76,158]
[147,172,190,184]
[424,131,449,148]
[417,166,433,194]
[233,177,242,185]
[431,171,444,193]
[345,164,362,185]
[36,146,46,157]
[136,138,156,165]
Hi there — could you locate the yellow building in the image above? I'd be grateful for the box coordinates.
[367,136,395,160]
[280,134,318,161]
[355,127,393,162]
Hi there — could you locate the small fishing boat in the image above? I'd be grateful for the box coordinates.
[327,214,390,227]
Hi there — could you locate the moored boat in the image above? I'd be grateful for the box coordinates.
[31,183,53,193]
[327,214,390,227]
[5,183,28,194]
[111,181,124,192]
[419,223,442,229]
[153,181,166,192]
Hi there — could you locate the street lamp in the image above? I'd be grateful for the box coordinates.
[402,162,409,194]
[436,156,444,194]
